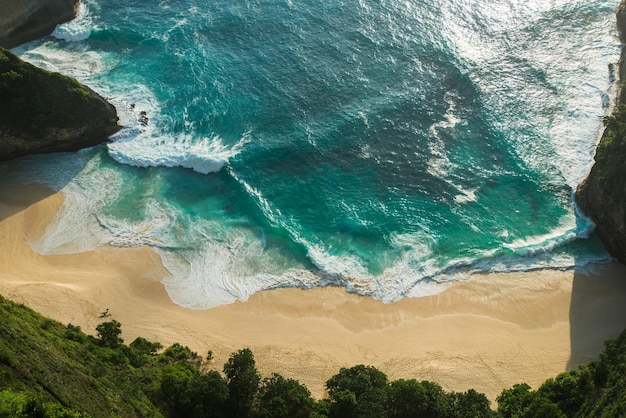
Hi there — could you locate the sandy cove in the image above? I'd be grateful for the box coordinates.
[1,184,626,402]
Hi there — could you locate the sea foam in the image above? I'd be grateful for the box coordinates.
[31,157,123,255]
[108,133,249,174]
[14,43,105,82]
[158,236,320,309]
[445,0,618,189]
[52,2,92,42]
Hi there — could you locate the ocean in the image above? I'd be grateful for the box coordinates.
[7,0,621,308]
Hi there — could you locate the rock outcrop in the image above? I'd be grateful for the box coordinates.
[575,1,626,264]
[0,0,78,49]
[0,47,120,161]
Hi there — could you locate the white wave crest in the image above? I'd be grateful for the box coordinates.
[108,132,249,174]
[502,211,595,258]
[97,78,244,176]
[307,246,370,280]
[52,2,92,42]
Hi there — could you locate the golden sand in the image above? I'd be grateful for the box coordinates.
[1,184,626,401]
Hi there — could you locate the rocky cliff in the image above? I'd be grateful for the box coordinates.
[0,0,78,49]
[575,2,626,264]
[0,47,120,161]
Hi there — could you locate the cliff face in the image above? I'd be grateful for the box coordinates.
[575,2,626,264]
[0,0,78,49]
[0,47,120,161]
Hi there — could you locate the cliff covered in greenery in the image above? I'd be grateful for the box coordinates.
[1,294,625,417]
[0,0,78,49]
[576,1,626,264]
[0,47,120,161]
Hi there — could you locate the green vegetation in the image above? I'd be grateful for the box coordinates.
[0,47,107,134]
[1,293,625,417]
[0,46,120,161]
[95,309,123,349]
[594,95,626,195]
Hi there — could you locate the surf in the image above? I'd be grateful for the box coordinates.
[9,0,622,308]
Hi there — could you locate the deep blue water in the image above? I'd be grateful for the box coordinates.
[9,0,621,308]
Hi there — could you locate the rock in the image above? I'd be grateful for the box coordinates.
[139,111,149,126]
[575,1,626,264]
[576,120,626,263]
[0,0,79,49]
[0,47,120,161]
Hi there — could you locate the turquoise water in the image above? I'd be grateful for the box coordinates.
[10,0,620,308]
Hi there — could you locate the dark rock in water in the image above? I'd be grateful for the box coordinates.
[0,47,120,161]
[575,1,626,265]
[139,111,149,126]
[0,0,78,49]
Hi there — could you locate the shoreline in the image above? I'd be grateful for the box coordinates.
[1,184,626,401]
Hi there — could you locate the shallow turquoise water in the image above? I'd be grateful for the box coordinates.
[10,0,620,308]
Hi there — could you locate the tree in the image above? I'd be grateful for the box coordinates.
[162,343,198,364]
[193,371,229,418]
[0,390,83,418]
[329,389,358,418]
[158,364,197,417]
[20,397,46,418]
[64,323,85,343]
[497,383,564,418]
[95,310,123,348]
[326,365,389,418]
[537,368,592,416]
[255,373,314,418]
[523,397,566,418]
[387,379,451,418]
[223,348,261,417]
[497,383,533,417]
[127,337,163,367]
[130,337,163,356]
[449,388,494,418]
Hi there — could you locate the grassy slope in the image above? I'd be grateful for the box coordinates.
[0,295,164,417]
[0,47,102,133]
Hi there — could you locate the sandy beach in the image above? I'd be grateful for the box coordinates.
[1,183,626,402]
